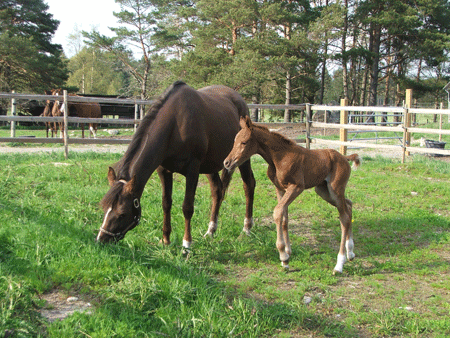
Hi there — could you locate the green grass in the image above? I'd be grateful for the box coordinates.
[0,151,449,337]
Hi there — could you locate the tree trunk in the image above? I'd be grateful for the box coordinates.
[342,0,349,99]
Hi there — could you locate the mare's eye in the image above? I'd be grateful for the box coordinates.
[242,141,247,145]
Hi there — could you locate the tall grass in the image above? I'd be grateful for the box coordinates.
[0,151,449,337]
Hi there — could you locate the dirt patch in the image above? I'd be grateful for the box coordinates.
[39,290,94,322]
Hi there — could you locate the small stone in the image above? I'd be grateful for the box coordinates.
[66,297,79,303]
[303,296,312,305]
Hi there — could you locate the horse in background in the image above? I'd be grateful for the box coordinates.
[42,90,56,137]
[224,116,361,274]
[49,89,102,138]
[96,81,256,253]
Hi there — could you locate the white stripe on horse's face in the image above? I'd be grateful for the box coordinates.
[97,207,112,241]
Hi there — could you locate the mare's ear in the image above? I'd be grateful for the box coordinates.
[240,116,252,129]
[107,167,117,186]
[123,175,137,195]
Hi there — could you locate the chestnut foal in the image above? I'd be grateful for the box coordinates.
[224,116,360,274]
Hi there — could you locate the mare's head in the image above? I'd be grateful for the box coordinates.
[96,167,141,243]
[223,116,258,171]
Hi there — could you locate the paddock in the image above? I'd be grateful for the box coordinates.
[0,89,449,336]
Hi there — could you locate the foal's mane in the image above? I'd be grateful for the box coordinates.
[252,123,297,147]
[114,81,187,180]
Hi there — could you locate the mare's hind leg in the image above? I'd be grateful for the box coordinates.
[157,166,173,246]
[315,181,354,274]
[238,160,256,235]
[204,172,223,237]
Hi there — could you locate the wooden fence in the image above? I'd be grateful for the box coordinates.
[0,90,449,162]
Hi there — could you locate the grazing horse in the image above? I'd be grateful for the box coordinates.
[223,116,360,274]
[96,81,256,251]
[50,89,102,138]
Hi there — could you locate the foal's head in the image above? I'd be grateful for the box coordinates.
[223,116,258,171]
[96,167,141,243]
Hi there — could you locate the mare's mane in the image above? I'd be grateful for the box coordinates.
[252,123,297,147]
[115,80,187,180]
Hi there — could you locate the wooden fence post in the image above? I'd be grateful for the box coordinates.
[306,104,311,149]
[10,90,16,138]
[404,89,412,157]
[340,98,348,155]
[63,90,69,159]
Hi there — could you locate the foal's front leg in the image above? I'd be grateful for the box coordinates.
[273,185,302,269]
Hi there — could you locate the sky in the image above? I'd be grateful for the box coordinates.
[44,0,121,57]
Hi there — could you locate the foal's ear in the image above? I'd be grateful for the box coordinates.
[240,116,252,129]
[123,175,137,195]
[107,167,117,186]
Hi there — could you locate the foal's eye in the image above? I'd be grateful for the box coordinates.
[242,141,247,145]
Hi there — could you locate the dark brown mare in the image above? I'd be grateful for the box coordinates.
[223,116,360,274]
[96,81,256,251]
[50,89,102,138]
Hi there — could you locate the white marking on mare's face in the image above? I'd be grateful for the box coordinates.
[97,207,112,241]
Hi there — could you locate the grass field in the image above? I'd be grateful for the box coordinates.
[1,150,449,337]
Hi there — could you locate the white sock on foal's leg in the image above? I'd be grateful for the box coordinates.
[346,238,355,261]
[333,254,346,274]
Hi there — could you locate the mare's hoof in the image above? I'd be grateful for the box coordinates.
[159,238,170,245]
[182,247,191,258]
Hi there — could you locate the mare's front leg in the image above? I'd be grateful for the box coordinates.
[182,161,201,251]
[238,160,256,235]
[204,172,223,237]
[157,166,173,245]
[273,184,302,269]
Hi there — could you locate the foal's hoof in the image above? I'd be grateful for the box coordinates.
[332,269,343,275]
[281,260,290,271]
[347,252,356,261]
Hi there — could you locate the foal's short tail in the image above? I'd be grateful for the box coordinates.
[346,154,362,170]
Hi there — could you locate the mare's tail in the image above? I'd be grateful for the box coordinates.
[345,154,361,170]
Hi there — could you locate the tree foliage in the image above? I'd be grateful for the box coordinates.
[0,0,68,92]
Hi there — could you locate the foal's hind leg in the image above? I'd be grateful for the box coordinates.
[204,172,223,237]
[315,181,354,274]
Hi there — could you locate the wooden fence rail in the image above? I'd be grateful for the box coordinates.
[0,91,449,161]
